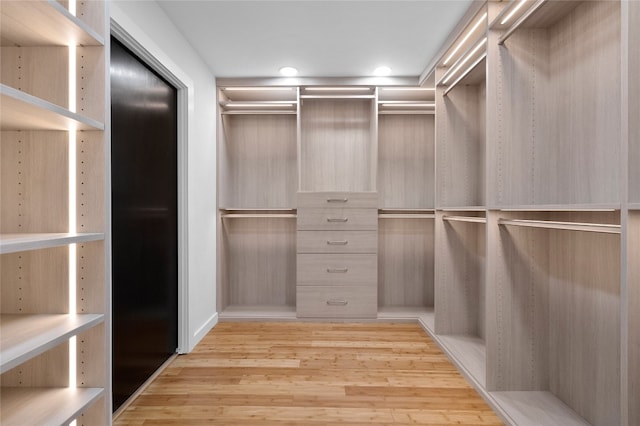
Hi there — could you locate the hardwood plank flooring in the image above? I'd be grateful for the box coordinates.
[114,322,503,425]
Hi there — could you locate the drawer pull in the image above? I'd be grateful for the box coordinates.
[327,217,348,222]
[326,299,348,306]
[327,267,348,273]
[327,240,348,245]
[327,198,348,203]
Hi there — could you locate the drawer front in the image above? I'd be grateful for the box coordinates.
[297,231,377,254]
[297,192,378,209]
[297,254,377,286]
[297,285,377,318]
[297,208,378,231]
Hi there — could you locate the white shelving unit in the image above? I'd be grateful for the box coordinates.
[0,1,109,424]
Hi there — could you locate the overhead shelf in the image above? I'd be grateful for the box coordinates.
[0,387,103,426]
[0,313,104,374]
[0,85,105,131]
[443,215,486,224]
[0,0,104,46]
[0,233,104,254]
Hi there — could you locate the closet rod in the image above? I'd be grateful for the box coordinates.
[443,53,486,97]
[300,95,376,100]
[443,215,486,224]
[221,111,296,115]
[378,111,436,115]
[498,218,621,234]
[498,0,548,45]
[378,214,435,219]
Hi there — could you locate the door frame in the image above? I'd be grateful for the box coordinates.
[110,19,190,354]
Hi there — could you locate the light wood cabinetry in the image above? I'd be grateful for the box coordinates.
[426,1,630,425]
[297,192,378,319]
[0,1,109,424]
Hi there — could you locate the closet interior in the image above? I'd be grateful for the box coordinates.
[0,1,110,424]
[216,1,637,425]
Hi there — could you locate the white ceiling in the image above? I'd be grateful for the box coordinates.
[156,0,475,79]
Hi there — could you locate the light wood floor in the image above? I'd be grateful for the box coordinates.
[114,322,503,425]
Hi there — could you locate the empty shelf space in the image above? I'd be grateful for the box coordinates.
[0,0,104,47]
[0,387,103,426]
[498,218,621,234]
[0,233,104,254]
[629,203,640,211]
[0,313,104,373]
[489,391,590,426]
[443,215,486,224]
[219,305,297,322]
[0,85,104,131]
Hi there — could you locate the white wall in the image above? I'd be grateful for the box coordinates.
[111,0,218,352]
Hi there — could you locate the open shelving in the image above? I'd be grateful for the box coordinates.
[487,0,621,207]
[0,1,109,424]
[217,86,299,318]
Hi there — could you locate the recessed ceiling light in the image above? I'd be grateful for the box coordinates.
[373,66,392,77]
[279,66,298,77]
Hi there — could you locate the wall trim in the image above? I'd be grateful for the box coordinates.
[191,312,219,352]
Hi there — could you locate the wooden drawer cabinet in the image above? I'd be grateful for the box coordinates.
[296,191,378,319]
[297,191,377,208]
[297,230,377,254]
[297,208,377,231]
[297,253,377,286]
[297,285,377,318]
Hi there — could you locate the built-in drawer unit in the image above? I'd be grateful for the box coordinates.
[296,191,378,319]
[297,208,377,231]
[297,191,378,208]
[297,230,377,254]
[297,253,377,286]
[297,285,377,318]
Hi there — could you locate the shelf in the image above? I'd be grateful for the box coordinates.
[443,215,486,224]
[498,219,621,234]
[222,214,296,219]
[0,85,105,131]
[219,305,297,322]
[420,327,487,389]
[490,391,590,426]
[443,55,487,97]
[378,307,434,322]
[629,203,640,211]
[0,233,104,254]
[0,387,104,426]
[495,204,620,212]
[437,206,486,212]
[378,214,435,219]
[0,314,104,374]
[0,0,104,47]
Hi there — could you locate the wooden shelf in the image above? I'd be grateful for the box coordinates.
[0,314,104,374]
[443,215,486,224]
[0,85,104,131]
[378,307,434,322]
[219,305,297,322]
[629,203,640,211]
[0,387,104,426]
[222,214,296,219]
[378,214,435,219]
[496,204,620,212]
[0,233,104,254]
[498,218,621,234]
[490,391,590,426]
[437,206,486,212]
[0,0,104,47]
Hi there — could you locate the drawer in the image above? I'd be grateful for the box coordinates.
[297,253,377,286]
[297,285,377,318]
[297,192,378,209]
[297,231,377,254]
[297,208,377,231]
